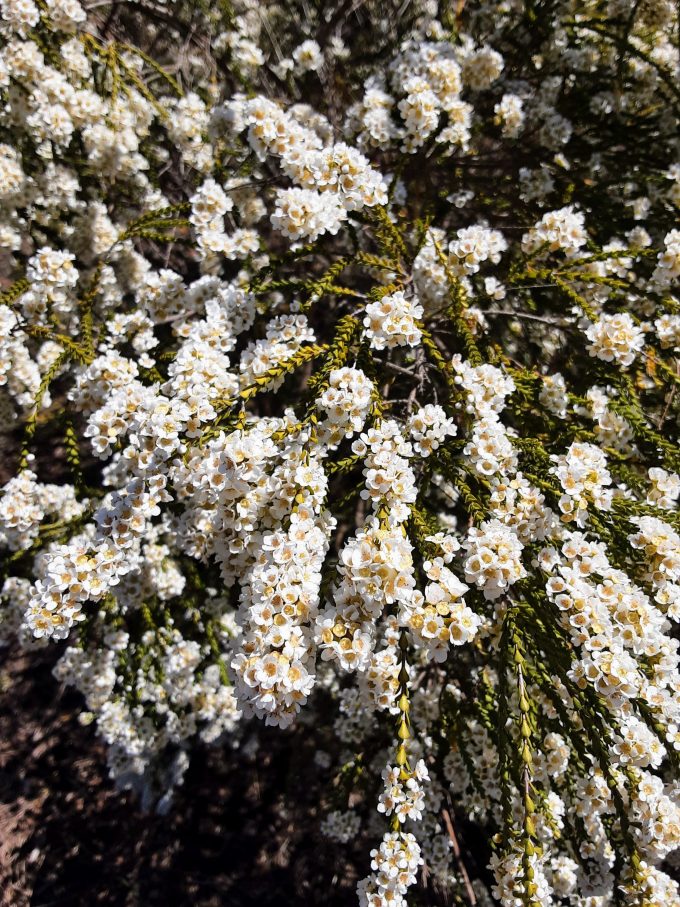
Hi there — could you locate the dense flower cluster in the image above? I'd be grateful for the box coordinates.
[364,291,423,350]
[585,313,646,368]
[1,0,679,904]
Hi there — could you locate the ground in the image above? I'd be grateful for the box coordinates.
[0,648,362,907]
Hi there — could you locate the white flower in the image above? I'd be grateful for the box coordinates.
[463,519,526,600]
[292,39,324,73]
[585,313,645,367]
[363,291,423,350]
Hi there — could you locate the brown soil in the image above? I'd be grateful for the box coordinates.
[0,648,362,907]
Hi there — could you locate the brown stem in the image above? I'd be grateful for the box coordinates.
[441,806,477,906]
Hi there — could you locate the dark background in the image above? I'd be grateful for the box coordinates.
[0,648,361,907]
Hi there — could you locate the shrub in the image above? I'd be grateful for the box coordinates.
[1,1,680,904]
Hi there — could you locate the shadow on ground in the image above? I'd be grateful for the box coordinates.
[0,649,359,907]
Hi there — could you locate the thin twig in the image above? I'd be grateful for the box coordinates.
[441,806,477,905]
[485,309,571,326]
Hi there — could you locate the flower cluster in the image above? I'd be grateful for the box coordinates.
[377,760,429,824]
[401,557,479,660]
[357,832,422,907]
[585,313,646,368]
[521,205,588,256]
[463,519,526,601]
[363,291,423,350]
[406,405,456,457]
[317,367,374,446]
[448,225,507,277]
[231,97,387,243]
[551,441,613,525]
[1,1,679,905]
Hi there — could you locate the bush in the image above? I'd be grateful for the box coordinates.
[1,0,680,904]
